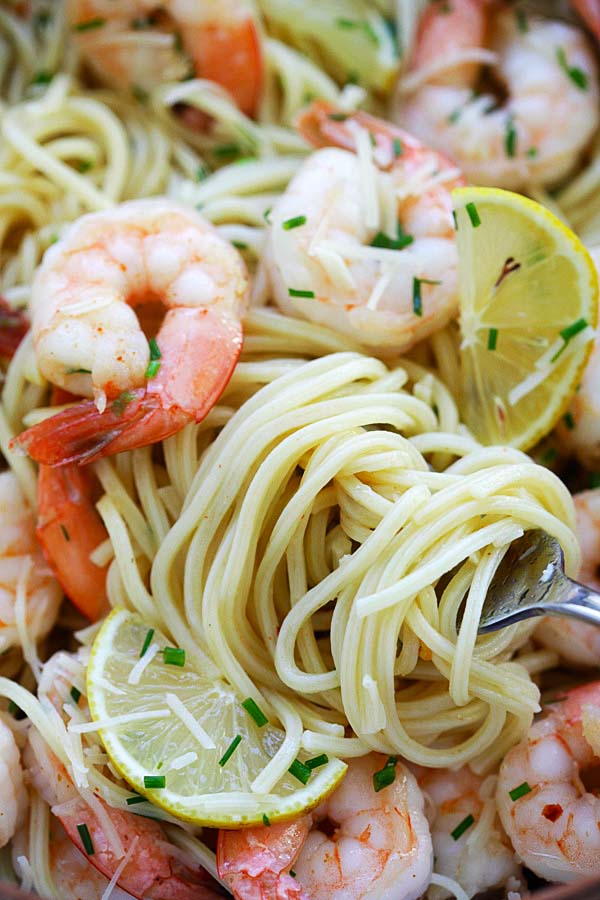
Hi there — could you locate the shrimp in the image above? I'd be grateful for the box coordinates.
[0,470,62,656]
[266,102,464,351]
[36,463,109,622]
[12,199,249,466]
[218,753,433,900]
[496,681,600,883]
[49,817,135,900]
[68,0,263,117]
[572,0,600,40]
[414,765,520,899]
[0,719,27,850]
[395,1,599,190]
[25,722,223,899]
[535,489,600,667]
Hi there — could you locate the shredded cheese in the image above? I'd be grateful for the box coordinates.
[100,835,139,900]
[68,709,170,733]
[128,642,159,685]
[169,750,199,771]
[165,693,216,749]
[349,122,381,231]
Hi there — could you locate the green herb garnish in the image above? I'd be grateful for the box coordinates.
[241,697,269,727]
[219,735,242,767]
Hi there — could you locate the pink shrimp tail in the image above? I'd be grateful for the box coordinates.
[12,307,242,465]
[218,818,312,900]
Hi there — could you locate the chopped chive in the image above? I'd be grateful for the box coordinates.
[505,115,517,157]
[49,234,59,244]
[541,446,558,465]
[140,628,155,658]
[263,207,272,223]
[370,225,413,251]
[560,318,588,342]
[527,147,538,159]
[145,360,160,379]
[509,781,532,801]
[131,84,149,103]
[589,472,600,488]
[31,70,53,85]
[563,412,575,430]
[452,209,458,230]
[148,336,162,360]
[368,131,376,147]
[196,164,209,182]
[465,202,481,227]
[163,647,186,667]
[144,775,166,789]
[290,870,297,878]
[77,160,93,173]
[288,288,315,298]
[515,8,528,32]
[60,524,70,542]
[126,793,147,805]
[131,15,156,29]
[70,686,81,704]
[213,143,240,158]
[556,47,588,90]
[487,328,498,350]
[288,759,312,785]
[282,215,307,231]
[74,17,105,31]
[111,390,136,416]
[373,756,398,792]
[157,761,163,770]
[241,697,269,727]
[392,137,403,158]
[66,367,92,374]
[328,113,348,121]
[34,9,52,28]
[262,813,271,826]
[336,17,359,28]
[305,754,329,770]
[8,700,24,719]
[451,813,475,840]
[219,735,242,767]
[362,22,379,45]
[232,241,248,250]
[412,278,440,317]
[77,823,95,854]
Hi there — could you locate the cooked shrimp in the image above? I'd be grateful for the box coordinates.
[13,199,249,466]
[0,719,27,850]
[68,0,263,117]
[36,463,109,622]
[573,0,600,40]
[536,489,600,667]
[49,818,135,900]
[496,681,600,883]
[396,1,599,190]
[414,765,520,899]
[218,753,433,900]
[266,102,464,351]
[0,470,62,656]
[25,727,222,900]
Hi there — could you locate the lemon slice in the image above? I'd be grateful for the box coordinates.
[453,187,598,450]
[87,608,346,827]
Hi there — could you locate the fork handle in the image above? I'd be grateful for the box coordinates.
[546,577,600,627]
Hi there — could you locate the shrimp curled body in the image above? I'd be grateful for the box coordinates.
[266,103,464,352]
[0,719,27,850]
[496,682,600,883]
[218,754,433,900]
[14,199,249,466]
[397,1,599,190]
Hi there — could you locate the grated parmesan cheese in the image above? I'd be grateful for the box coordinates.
[68,709,170,733]
[165,693,216,749]
[169,750,198,771]
[128,642,159,686]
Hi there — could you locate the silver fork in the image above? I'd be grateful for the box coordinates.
[477,529,600,633]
